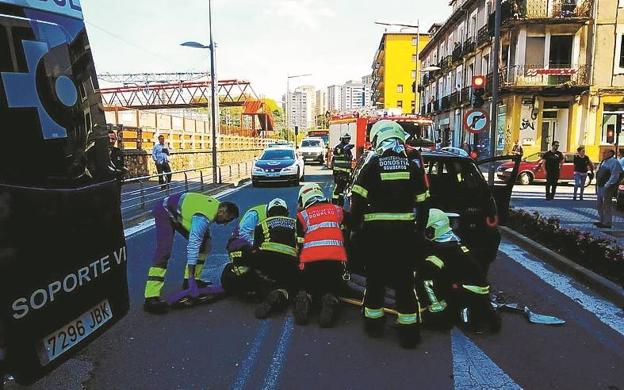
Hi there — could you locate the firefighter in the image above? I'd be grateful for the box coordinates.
[143,192,239,314]
[221,201,272,299]
[294,184,348,328]
[418,209,501,333]
[350,120,430,349]
[331,133,354,205]
[251,199,299,319]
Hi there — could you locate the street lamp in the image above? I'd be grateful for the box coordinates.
[286,73,311,143]
[375,21,421,113]
[181,0,219,184]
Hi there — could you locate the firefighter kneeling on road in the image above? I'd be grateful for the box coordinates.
[418,209,501,333]
[225,198,299,319]
[350,120,430,349]
[144,192,239,314]
[221,201,274,299]
[331,133,354,206]
[294,183,348,328]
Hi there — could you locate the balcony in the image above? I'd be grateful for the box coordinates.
[460,86,471,105]
[452,43,463,63]
[450,91,460,108]
[503,0,592,22]
[439,55,453,71]
[503,64,590,87]
[441,95,451,111]
[422,73,430,85]
[477,25,491,47]
[462,37,475,57]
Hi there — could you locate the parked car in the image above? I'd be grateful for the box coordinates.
[496,152,581,185]
[344,149,520,274]
[252,146,304,186]
[299,137,327,164]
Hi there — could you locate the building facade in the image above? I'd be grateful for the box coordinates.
[288,85,316,130]
[372,32,431,114]
[327,84,343,112]
[420,0,624,161]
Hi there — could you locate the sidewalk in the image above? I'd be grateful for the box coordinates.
[510,183,624,246]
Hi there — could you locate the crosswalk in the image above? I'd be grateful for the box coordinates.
[511,191,598,201]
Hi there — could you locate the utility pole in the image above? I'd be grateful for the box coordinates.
[488,0,502,186]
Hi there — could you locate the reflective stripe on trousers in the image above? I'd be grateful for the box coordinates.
[145,266,166,298]
[363,213,415,222]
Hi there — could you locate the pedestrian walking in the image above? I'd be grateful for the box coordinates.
[535,141,564,200]
[153,134,172,189]
[511,139,523,157]
[573,146,594,201]
[594,149,622,229]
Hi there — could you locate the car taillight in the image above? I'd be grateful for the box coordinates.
[486,215,498,227]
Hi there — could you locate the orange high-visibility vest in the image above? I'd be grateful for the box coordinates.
[297,203,347,263]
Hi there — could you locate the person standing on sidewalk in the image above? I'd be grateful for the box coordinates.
[594,149,622,229]
[535,141,564,200]
[573,146,594,201]
[153,135,172,189]
[511,140,523,157]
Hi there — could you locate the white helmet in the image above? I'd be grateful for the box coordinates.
[268,198,288,213]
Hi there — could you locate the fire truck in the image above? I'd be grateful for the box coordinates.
[327,113,434,167]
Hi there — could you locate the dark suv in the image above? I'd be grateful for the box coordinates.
[344,149,520,273]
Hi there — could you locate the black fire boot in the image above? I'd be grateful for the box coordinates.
[294,291,312,325]
[363,316,386,338]
[143,297,169,314]
[319,293,340,328]
[397,323,421,349]
[255,290,288,319]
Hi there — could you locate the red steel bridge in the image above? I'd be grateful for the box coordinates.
[98,74,275,133]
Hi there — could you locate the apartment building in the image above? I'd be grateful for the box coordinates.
[420,0,624,160]
[288,85,315,130]
[372,32,431,114]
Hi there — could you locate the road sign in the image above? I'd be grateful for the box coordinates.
[463,109,489,134]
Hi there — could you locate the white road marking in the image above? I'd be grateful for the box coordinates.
[452,328,522,389]
[500,242,624,337]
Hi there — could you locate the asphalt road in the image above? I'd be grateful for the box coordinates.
[9,165,624,390]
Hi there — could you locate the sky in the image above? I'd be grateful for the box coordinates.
[82,0,451,101]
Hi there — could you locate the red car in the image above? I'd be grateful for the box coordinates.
[496,152,578,185]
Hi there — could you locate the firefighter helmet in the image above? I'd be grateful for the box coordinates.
[425,208,452,241]
[297,183,325,209]
[369,120,406,147]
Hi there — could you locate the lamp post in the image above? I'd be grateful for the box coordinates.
[181,0,219,184]
[488,0,502,186]
[286,73,311,143]
[375,21,421,113]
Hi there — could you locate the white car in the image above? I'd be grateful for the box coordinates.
[252,146,305,186]
[299,137,326,164]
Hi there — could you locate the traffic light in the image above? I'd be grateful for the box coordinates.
[294,125,299,137]
[472,75,486,108]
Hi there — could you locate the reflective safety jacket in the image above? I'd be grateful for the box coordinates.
[350,149,430,231]
[227,204,268,252]
[296,202,347,263]
[175,193,220,232]
[332,142,354,173]
[253,216,298,258]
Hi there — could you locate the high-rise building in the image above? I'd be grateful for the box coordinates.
[288,85,315,130]
[315,89,327,116]
[361,74,373,108]
[341,80,365,111]
[327,85,342,112]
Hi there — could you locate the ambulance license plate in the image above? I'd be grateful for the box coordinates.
[40,299,113,364]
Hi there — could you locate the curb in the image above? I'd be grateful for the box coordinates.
[500,226,624,308]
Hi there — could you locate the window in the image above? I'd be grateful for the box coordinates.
[412,37,418,46]
[397,100,403,108]
[0,27,11,71]
[397,84,404,93]
[549,35,573,67]
[412,54,417,62]
[620,35,624,68]
[411,70,417,79]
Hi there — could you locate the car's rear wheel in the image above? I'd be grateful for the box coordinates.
[518,171,533,185]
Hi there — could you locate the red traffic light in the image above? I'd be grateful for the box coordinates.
[472,75,487,89]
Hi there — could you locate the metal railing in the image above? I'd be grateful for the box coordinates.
[503,64,590,87]
[507,0,592,20]
[120,160,253,218]
[477,25,491,47]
